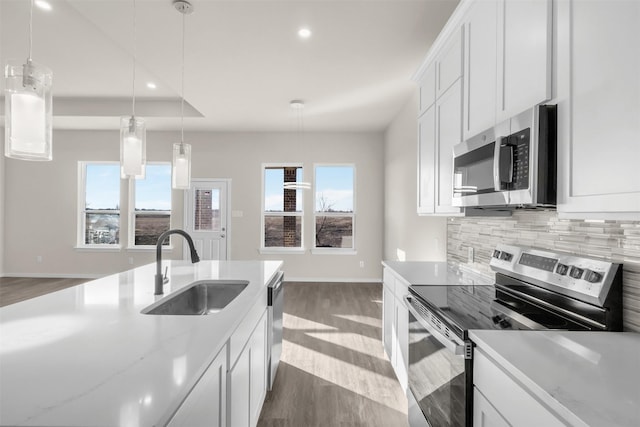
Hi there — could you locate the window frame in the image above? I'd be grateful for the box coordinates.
[312,163,357,255]
[76,161,122,250]
[260,163,306,254]
[127,162,173,250]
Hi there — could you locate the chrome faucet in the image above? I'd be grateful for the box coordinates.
[155,229,200,295]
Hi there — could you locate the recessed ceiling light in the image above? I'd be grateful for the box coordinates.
[146,82,157,90]
[35,0,52,11]
[298,28,312,39]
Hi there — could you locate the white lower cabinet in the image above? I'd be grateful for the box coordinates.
[473,387,509,427]
[167,345,227,427]
[229,309,268,427]
[473,349,564,427]
[382,267,409,392]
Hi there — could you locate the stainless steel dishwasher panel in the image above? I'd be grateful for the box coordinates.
[267,271,284,390]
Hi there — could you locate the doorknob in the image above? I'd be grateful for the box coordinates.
[221,234,226,238]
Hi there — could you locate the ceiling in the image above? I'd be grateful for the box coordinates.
[0,0,458,132]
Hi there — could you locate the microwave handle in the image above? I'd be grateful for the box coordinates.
[494,137,514,190]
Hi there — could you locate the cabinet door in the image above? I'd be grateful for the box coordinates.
[437,26,464,98]
[229,347,250,427]
[435,80,463,215]
[419,63,437,115]
[497,0,552,121]
[395,295,409,392]
[556,0,640,218]
[417,105,436,215]
[463,0,498,140]
[168,347,227,427]
[249,311,268,427]
[382,284,395,361]
[473,387,509,427]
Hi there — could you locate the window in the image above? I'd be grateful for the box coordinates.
[79,162,121,247]
[262,165,304,250]
[130,163,171,247]
[314,165,355,250]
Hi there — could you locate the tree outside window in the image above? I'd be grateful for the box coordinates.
[314,165,355,249]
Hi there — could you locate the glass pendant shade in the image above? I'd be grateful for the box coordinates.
[120,116,147,179]
[4,60,53,161]
[172,143,191,189]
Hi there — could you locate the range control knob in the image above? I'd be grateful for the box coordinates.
[491,315,502,324]
[569,266,584,279]
[584,270,602,283]
[498,319,511,329]
[556,263,569,275]
[499,251,513,261]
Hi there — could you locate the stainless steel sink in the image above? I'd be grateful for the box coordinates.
[142,280,249,315]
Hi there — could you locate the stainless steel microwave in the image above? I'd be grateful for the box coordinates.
[452,105,557,208]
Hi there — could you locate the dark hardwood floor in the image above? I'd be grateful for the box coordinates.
[0,277,88,307]
[258,282,408,427]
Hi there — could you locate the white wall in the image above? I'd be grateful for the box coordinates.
[2,129,384,281]
[383,92,447,261]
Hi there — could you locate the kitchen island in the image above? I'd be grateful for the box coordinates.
[0,260,282,426]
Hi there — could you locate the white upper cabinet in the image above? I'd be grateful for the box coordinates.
[556,0,640,219]
[419,63,437,116]
[417,105,436,215]
[436,27,464,98]
[435,80,464,214]
[463,0,498,140]
[496,0,552,122]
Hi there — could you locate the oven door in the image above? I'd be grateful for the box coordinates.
[405,295,470,427]
[452,123,510,207]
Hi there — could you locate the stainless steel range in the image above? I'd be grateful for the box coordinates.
[405,245,623,427]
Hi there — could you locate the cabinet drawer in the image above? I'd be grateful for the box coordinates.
[229,291,267,367]
[437,26,463,98]
[474,349,565,427]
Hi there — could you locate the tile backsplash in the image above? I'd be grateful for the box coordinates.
[447,210,640,332]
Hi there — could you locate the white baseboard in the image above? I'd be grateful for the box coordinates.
[283,276,383,283]
[2,272,103,280]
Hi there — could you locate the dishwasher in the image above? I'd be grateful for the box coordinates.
[267,271,284,390]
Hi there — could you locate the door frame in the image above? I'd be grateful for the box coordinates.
[183,178,232,260]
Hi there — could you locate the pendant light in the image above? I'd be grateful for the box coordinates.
[172,0,193,190]
[120,0,146,179]
[284,100,311,190]
[4,0,53,161]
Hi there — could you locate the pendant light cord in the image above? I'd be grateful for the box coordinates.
[28,0,33,61]
[180,11,186,145]
[132,0,137,117]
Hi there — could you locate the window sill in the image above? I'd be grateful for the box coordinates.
[259,248,306,255]
[126,246,174,252]
[74,245,122,252]
[311,248,357,255]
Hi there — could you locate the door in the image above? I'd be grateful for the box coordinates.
[184,179,229,260]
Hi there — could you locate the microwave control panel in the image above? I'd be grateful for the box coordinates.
[501,129,530,190]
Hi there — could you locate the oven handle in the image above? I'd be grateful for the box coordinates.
[404,295,466,356]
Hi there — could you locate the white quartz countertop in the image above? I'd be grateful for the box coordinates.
[382,260,494,286]
[0,260,282,427]
[469,330,640,427]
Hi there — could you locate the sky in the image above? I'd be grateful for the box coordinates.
[85,163,171,210]
[264,166,354,212]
